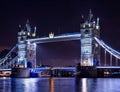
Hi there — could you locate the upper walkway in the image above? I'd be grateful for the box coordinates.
[96,66,120,69]
[26,33,81,44]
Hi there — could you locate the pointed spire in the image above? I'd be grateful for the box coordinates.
[26,19,30,24]
[89,9,92,14]
[34,26,36,32]
[96,17,99,26]
[96,17,100,29]
[88,9,93,22]
[18,25,21,31]
[81,14,85,23]
[33,26,36,36]
[25,19,31,32]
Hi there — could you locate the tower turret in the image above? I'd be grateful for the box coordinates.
[17,20,37,68]
[80,10,100,66]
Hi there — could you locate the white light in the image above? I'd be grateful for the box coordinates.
[95,43,98,47]
[88,23,91,27]
[27,41,30,44]
[83,61,87,66]
[32,33,36,37]
[33,43,37,47]
[23,78,38,92]
[27,32,30,36]
[83,61,86,64]
[49,32,54,39]
[96,26,99,29]
[83,24,85,28]
[93,21,95,24]
[82,78,87,92]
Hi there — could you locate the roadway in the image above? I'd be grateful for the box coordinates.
[26,33,81,44]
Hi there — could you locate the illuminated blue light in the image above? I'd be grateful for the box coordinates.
[94,37,120,59]
[26,33,81,43]
[30,68,50,73]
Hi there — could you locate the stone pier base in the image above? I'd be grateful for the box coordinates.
[11,68,31,78]
[76,66,98,78]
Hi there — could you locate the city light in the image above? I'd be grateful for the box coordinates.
[96,25,99,29]
[27,41,30,44]
[33,43,37,47]
[82,78,87,92]
[49,32,54,39]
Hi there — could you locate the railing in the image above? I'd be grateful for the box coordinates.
[0,44,17,65]
[0,56,17,69]
[94,37,120,59]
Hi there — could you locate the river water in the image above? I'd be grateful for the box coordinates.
[0,77,120,92]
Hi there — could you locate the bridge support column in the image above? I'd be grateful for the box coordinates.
[17,31,27,68]
[80,10,100,66]
[11,68,31,77]
[27,42,37,68]
[116,58,118,66]
[110,54,112,66]
[104,50,107,66]
[77,10,100,77]
[76,66,98,77]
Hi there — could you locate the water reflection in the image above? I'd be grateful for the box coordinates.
[11,78,50,92]
[0,77,119,92]
[49,78,54,92]
[23,78,38,92]
[0,77,11,92]
[11,78,39,92]
[82,78,87,92]
[75,78,88,92]
[2,77,6,92]
[49,78,76,92]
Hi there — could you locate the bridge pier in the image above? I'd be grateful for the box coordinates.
[76,65,120,78]
[10,66,120,78]
[76,65,97,78]
[80,10,100,66]
[11,68,31,78]
[97,67,120,77]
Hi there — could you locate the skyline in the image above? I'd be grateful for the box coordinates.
[0,0,120,66]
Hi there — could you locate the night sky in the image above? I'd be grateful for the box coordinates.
[0,0,120,66]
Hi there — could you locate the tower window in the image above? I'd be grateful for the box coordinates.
[85,30,89,34]
[20,37,24,41]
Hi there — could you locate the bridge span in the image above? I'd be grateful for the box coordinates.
[26,33,81,44]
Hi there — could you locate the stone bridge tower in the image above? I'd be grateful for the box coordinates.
[80,10,100,66]
[17,20,37,68]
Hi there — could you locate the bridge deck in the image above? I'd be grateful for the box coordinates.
[27,33,81,44]
[96,66,120,69]
[0,69,11,71]
[0,66,120,71]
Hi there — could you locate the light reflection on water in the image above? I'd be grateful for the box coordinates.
[81,78,87,92]
[0,77,120,92]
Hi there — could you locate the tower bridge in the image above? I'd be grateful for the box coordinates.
[0,10,120,77]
